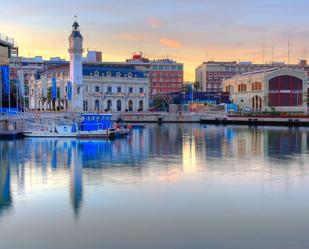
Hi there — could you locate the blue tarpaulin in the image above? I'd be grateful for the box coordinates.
[67,81,72,100]
[1,65,10,95]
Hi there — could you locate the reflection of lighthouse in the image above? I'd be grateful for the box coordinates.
[0,144,12,215]
[70,141,83,218]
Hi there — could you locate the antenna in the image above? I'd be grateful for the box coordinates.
[287,38,290,65]
[271,44,274,64]
[74,15,78,21]
[262,40,265,64]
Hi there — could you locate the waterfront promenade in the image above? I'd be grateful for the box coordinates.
[3,111,309,138]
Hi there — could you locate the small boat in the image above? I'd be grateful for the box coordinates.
[23,113,130,139]
[23,124,77,138]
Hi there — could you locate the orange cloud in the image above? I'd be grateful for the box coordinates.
[148,18,162,28]
[159,38,182,49]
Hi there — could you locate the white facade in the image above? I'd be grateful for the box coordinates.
[83,74,149,112]
[28,66,150,112]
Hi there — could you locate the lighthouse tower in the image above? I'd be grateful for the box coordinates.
[69,19,84,112]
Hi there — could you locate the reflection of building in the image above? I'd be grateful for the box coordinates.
[70,143,83,218]
[0,144,12,215]
[223,68,308,112]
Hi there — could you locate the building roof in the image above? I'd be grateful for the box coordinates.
[239,67,280,76]
[83,64,146,78]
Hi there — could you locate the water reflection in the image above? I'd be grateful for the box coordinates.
[70,142,83,218]
[0,143,12,215]
[0,124,309,220]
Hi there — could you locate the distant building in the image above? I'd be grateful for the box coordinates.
[126,52,184,96]
[83,51,102,63]
[9,56,68,110]
[223,68,308,112]
[195,60,308,93]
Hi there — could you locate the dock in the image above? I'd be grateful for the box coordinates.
[200,116,309,126]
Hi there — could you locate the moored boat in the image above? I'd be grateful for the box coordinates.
[23,124,77,138]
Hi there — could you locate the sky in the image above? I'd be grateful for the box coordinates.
[1,0,309,81]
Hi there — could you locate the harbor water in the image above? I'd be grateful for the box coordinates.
[1,124,309,249]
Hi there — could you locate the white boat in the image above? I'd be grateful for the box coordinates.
[23,124,77,138]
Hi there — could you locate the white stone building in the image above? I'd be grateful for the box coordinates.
[28,20,150,113]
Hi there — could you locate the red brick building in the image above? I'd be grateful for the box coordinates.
[127,53,184,96]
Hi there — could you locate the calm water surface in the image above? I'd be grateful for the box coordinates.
[1,124,309,249]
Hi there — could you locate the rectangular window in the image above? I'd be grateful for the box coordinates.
[95,86,100,92]
[129,87,133,93]
[117,87,121,93]
[107,87,112,93]
[139,88,144,93]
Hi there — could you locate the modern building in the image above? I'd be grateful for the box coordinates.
[126,53,184,96]
[195,60,308,93]
[0,33,18,109]
[223,68,308,112]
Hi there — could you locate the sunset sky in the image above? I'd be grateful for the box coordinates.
[1,0,309,80]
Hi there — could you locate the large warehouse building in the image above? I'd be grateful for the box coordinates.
[223,68,308,112]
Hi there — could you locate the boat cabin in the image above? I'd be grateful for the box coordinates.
[79,114,112,131]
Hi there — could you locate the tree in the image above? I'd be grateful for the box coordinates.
[193,81,201,91]
[153,96,168,112]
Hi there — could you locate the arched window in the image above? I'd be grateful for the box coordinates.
[107,99,112,111]
[95,99,100,112]
[251,82,262,91]
[238,84,247,92]
[128,100,133,112]
[139,100,143,111]
[117,100,122,112]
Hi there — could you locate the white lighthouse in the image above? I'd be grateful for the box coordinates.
[69,19,84,112]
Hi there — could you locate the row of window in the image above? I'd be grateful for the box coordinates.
[152,83,182,87]
[152,65,183,71]
[90,86,144,94]
[151,72,183,76]
[152,78,183,83]
[89,99,144,112]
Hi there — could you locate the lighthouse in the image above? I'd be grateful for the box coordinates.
[68,19,84,112]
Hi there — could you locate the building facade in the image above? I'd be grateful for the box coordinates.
[29,63,150,112]
[0,33,18,109]
[195,61,308,93]
[223,68,308,112]
[126,53,184,96]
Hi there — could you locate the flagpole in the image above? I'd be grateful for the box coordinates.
[0,68,2,112]
[17,82,19,112]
